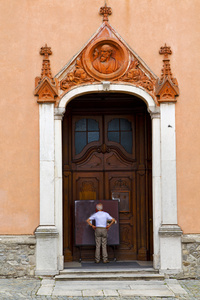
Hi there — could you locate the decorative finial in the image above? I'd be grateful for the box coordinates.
[40,44,52,60]
[155,44,179,102]
[99,3,112,22]
[159,44,173,80]
[159,43,172,59]
[39,44,54,83]
[35,44,58,103]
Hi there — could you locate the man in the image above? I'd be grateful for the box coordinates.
[93,44,120,74]
[86,203,115,263]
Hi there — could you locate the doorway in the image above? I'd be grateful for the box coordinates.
[62,93,153,262]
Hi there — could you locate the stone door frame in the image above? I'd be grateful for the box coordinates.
[35,83,182,276]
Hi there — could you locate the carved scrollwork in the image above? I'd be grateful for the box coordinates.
[97,143,110,154]
[116,59,155,92]
[60,57,94,91]
[79,181,97,200]
[80,181,95,192]
[120,226,132,248]
[54,10,162,105]
[114,179,129,189]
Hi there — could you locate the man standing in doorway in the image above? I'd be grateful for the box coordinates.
[87,203,115,263]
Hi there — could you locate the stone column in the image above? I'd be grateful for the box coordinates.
[54,107,65,270]
[35,103,59,276]
[148,106,161,270]
[159,103,182,273]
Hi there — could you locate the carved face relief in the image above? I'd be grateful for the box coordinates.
[82,38,129,81]
[92,44,120,74]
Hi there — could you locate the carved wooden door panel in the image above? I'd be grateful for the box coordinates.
[103,115,138,260]
[72,172,104,260]
[63,94,152,262]
[105,171,137,260]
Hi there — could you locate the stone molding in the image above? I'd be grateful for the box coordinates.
[35,226,59,238]
[0,235,36,245]
[59,83,156,109]
[148,106,160,119]
[54,107,66,120]
[182,234,200,244]
[159,224,183,237]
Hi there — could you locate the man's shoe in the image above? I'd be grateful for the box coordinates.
[95,260,100,263]
[103,260,109,263]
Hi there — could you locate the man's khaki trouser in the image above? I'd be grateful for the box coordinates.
[95,227,108,262]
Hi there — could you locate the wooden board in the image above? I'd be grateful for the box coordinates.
[75,200,119,246]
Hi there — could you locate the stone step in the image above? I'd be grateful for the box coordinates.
[59,268,158,275]
[55,269,165,281]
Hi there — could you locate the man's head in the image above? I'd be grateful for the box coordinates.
[96,203,103,211]
[100,44,113,62]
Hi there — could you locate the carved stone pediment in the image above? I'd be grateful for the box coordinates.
[34,6,179,106]
[55,10,157,104]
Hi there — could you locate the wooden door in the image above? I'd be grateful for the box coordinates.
[63,93,152,262]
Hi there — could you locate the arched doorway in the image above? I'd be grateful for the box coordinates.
[62,92,153,262]
[34,9,182,274]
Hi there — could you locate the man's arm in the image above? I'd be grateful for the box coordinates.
[106,218,115,230]
[86,218,96,230]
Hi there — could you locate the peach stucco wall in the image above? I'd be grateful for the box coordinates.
[0,0,199,234]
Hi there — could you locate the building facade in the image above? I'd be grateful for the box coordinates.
[0,0,200,278]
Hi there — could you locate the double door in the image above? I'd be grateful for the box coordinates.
[63,94,152,261]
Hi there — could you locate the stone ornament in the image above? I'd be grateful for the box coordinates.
[82,38,129,81]
[93,44,120,74]
[155,44,179,102]
[99,3,112,22]
[60,57,94,91]
[58,16,157,102]
[115,59,155,92]
[35,44,58,104]
[35,6,179,107]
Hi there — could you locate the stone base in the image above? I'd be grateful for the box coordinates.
[1,232,199,279]
[35,225,59,276]
[0,235,36,277]
[159,225,183,272]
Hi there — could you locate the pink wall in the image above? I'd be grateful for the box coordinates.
[0,0,199,234]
